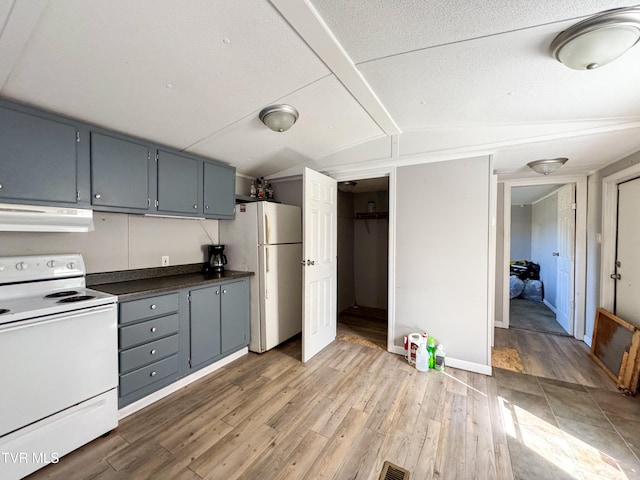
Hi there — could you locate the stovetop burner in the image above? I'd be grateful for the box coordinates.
[45,290,79,299]
[0,309,9,315]
[56,295,96,304]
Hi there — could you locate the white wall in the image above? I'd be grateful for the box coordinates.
[0,212,218,273]
[353,192,388,309]
[272,177,303,207]
[337,191,355,312]
[532,192,558,307]
[395,156,492,371]
[510,205,531,260]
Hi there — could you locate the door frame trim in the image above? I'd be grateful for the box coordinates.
[500,175,587,341]
[601,163,640,312]
[333,167,396,354]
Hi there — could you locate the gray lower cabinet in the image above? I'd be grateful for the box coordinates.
[189,284,222,369]
[118,293,181,407]
[0,105,80,205]
[220,280,250,354]
[90,132,151,212]
[117,279,250,408]
[156,150,201,216]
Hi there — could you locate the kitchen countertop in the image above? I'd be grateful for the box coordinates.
[88,264,254,301]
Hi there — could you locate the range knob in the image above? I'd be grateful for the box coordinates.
[66,262,77,270]
[16,261,29,270]
[46,260,57,268]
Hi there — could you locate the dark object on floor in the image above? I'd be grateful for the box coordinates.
[379,461,410,480]
[510,260,540,280]
[510,298,569,336]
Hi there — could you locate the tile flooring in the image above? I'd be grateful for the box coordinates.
[494,368,640,479]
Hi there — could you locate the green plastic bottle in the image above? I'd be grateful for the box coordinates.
[427,337,436,369]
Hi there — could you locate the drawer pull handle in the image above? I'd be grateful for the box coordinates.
[150,304,157,310]
[223,289,227,294]
[150,327,157,333]
[150,349,157,355]
[215,290,220,295]
[150,371,157,377]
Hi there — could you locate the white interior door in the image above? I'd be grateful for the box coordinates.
[302,167,337,362]
[615,177,640,327]
[555,184,575,334]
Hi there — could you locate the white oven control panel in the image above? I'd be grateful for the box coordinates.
[0,254,85,284]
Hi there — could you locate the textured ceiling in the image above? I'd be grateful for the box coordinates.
[1,0,640,180]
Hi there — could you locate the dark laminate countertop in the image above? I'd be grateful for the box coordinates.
[88,265,253,301]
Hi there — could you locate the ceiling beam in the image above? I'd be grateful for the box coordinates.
[270,0,401,136]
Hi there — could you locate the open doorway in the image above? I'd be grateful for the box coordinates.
[508,184,575,337]
[336,177,389,350]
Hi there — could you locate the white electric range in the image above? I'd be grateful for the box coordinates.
[0,254,118,480]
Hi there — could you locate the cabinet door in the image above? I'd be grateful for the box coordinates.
[157,150,200,215]
[91,133,150,211]
[221,280,250,354]
[189,285,221,368]
[0,107,78,204]
[203,161,235,218]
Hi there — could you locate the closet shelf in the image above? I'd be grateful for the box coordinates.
[355,212,388,220]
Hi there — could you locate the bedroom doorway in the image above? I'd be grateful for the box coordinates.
[508,183,574,337]
[499,176,587,342]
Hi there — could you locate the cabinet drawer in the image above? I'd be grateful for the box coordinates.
[120,293,179,324]
[119,354,179,397]
[119,314,179,349]
[120,334,179,373]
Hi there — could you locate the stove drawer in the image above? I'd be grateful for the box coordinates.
[120,292,179,324]
[119,354,179,397]
[120,334,179,373]
[119,313,179,349]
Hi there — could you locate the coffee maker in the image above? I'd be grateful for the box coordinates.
[207,245,227,275]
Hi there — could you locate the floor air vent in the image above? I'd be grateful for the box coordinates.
[378,461,410,480]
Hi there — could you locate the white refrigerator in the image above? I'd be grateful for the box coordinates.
[220,201,302,353]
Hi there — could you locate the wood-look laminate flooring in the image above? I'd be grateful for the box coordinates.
[494,326,617,391]
[28,336,514,480]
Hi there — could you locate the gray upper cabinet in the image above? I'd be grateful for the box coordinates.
[220,280,250,354]
[203,161,235,219]
[91,133,150,212]
[0,106,79,205]
[156,150,201,216]
[189,285,222,369]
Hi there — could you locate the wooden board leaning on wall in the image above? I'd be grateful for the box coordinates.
[590,308,640,395]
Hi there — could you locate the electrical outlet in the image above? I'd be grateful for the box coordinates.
[162,256,169,266]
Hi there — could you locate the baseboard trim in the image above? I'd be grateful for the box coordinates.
[583,335,592,347]
[494,320,508,329]
[389,346,491,375]
[543,299,557,315]
[118,348,248,419]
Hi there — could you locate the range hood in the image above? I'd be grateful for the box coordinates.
[0,203,94,232]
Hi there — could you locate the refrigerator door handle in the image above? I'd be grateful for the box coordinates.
[265,246,269,299]
[265,214,270,245]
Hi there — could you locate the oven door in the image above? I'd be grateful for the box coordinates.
[0,304,117,437]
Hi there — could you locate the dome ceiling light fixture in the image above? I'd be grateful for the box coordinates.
[550,7,640,70]
[338,181,357,193]
[527,158,568,175]
[259,104,299,132]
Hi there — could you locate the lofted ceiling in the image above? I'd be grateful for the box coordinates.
[1,0,640,181]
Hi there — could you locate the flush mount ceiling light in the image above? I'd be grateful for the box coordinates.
[551,8,640,70]
[527,158,568,175]
[259,104,299,132]
[337,181,357,193]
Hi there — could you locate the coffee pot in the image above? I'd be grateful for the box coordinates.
[208,244,227,274]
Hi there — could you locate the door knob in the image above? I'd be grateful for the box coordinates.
[610,273,621,280]
[552,252,560,257]
[306,260,315,266]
